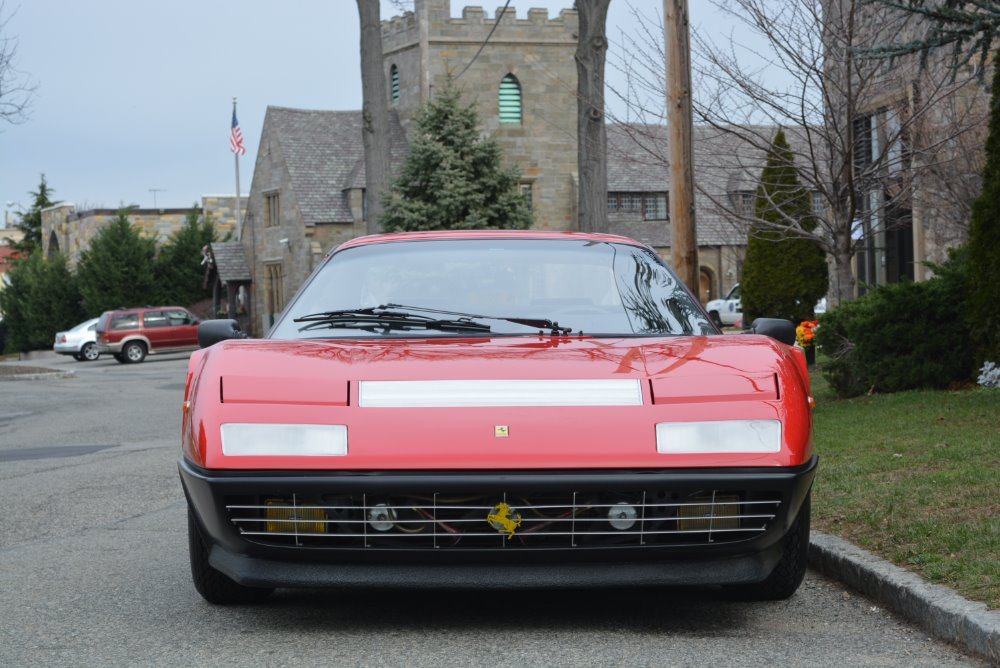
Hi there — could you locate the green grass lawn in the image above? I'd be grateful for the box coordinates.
[808,364,1000,608]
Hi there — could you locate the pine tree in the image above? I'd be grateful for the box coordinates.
[8,175,54,255]
[75,208,158,315]
[0,251,85,353]
[154,206,216,306]
[741,130,829,324]
[967,49,1000,364]
[380,83,532,232]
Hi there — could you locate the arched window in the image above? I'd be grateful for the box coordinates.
[498,74,522,124]
[47,230,60,260]
[390,64,400,104]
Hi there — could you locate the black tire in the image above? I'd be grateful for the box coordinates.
[113,353,126,363]
[188,508,273,605]
[122,340,147,364]
[709,310,723,329]
[80,342,100,361]
[726,493,811,601]
[72,353,85,361]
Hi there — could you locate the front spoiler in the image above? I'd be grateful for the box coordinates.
[180,456,817,588]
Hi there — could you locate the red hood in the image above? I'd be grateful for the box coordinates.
[183,335,812,470]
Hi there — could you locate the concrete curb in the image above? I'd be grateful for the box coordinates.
[0,370,76,381]
[810,531,999,664]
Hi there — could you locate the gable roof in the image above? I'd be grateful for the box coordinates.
[263,107,408,225]
[209,241,251,283]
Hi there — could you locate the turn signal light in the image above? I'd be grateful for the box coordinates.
[265,499,326,534]
[677,495,740,531]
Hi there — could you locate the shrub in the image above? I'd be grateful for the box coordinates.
[817,256,971,397]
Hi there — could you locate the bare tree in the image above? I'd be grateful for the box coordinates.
[609,0,988,303]
[357,0,392,234]
[0,2,36,126]
[576,0,612,233]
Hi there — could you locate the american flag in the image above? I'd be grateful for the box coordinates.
[230,109,246,156]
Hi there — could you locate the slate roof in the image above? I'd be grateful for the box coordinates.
[210,241,251,283]
[264,107,409,225]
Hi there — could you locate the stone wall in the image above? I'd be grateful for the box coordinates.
[40,196,244,268]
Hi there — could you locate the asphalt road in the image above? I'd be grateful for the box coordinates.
[0,352,988,667]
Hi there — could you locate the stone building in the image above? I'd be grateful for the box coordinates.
[40,195,245,268]
[240,0,762,334]
[827,0,990,288]
[241,107,409,332]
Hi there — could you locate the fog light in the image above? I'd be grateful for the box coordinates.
[677,495,740,531]
[368,504,396,532]
[608,502,638,530]
[265,499,326,534]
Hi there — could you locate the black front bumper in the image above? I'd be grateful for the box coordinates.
[179,456,817,589]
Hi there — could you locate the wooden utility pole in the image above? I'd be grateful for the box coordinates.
[575,0,611,234]
[664,0,699,293]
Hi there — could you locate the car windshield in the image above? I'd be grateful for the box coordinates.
[269,238,714,339]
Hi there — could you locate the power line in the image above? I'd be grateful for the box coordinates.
[453,0,513,81]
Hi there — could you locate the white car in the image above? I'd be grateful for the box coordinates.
[706,284,828,328]
[706,284,742,328]
[53,317,101,361]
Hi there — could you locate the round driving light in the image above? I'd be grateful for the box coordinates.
[608,502,638,530]
[368,504,396,532]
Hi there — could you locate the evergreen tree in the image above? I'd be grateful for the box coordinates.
[8,174,54,255]
[967,48,1000,364]
[0,251,85,353]
[741,130,829,324]
[380,83,532,231]
[154,206,216,306]
[75,208,158,315]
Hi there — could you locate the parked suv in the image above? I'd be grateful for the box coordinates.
[95,306,201,363]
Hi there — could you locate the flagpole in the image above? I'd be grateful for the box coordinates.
[233,97,242,241]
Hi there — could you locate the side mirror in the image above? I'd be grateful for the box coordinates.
[747,318,796,346]
[198,319,248,348]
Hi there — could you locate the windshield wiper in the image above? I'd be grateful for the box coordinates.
[382,303,573,336]
[293,307,491,334]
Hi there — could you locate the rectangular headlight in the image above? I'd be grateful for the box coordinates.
[221,423,348,457]
[655,420,781,454]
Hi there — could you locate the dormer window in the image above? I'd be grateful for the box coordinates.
[499,74,522,124]
[390,64,400,104]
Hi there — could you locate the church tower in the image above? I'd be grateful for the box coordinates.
[381,1,580,230]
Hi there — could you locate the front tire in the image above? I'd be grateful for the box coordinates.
[122,341,147,363]
[113,353,126,364]
[726,492,810,601]
[80,342,100,361]
[188,508,273,605]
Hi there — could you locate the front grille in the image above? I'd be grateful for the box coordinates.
[225,489,781,550]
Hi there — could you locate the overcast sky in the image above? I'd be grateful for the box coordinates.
[1,1,733,221]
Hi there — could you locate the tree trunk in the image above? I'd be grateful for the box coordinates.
[357,0,392,234]
[831,225,856,305]
[575,0,611,234]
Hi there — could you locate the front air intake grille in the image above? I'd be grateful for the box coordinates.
[225,489,781,549]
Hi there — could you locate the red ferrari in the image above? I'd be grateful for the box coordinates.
[179,231,816,604]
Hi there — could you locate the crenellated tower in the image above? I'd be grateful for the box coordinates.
[381,0,579,230]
